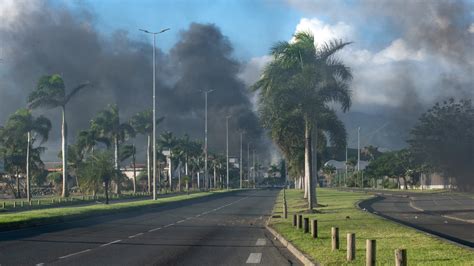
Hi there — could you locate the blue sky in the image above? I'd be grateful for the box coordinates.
[64,0,304,59]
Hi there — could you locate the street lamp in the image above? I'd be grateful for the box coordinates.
[202,89,214,190]
[139,27,170,200]
[239,131,244,189]
[226,115,231,190]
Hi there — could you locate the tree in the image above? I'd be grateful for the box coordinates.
[79,151,116,204]
[253,32,352,209]
[120,144,137,193]
[158,131,178,190]
[130,109,164,193]
[409,99,474,191]
[28,74,90,197]
[91,104,135,194]
[0,109,51,200]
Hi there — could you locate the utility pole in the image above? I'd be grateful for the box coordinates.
[247,142,250,188]
[202,89,214,190]
[240,131,243,189]
[226,115,231,190]
[357,127,360,172]
[345,146,348,187]
[252,149,256,188]
[139,27,170,200]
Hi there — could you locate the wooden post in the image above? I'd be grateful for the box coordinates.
[21,201,24,207]
[293,214,297,226]
[29,201,32,207]
[331,227,339,250]
[366,239,376,266]
[283,194,288,219]
[51,199,54,204]
[37,200,40,206]
[13,201,16,208]
[2,202,5,208]
[395,249,407,266]
[303,217,309,233]
[347,233,355,261]
[298,214,303,229]
[311,219,318,238]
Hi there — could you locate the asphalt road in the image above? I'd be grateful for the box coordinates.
[0,189,301,266]
[359,193,474,248]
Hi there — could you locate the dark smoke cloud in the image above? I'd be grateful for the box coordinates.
[0,1,264,161]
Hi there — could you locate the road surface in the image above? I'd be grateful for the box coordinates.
[359,192,474,248]
[0,189,301,265]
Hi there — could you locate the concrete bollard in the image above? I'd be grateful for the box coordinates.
[311,219,318,238]
[297,215,303,229]
[303,217,309,233]
[347,233,355,261]
[293,214,297,227]
[395,249,407,266]
[366,239,376,266]
[331,227,339,251]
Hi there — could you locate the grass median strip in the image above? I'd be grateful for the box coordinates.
[270,188,474,265]
[0,190,236,231]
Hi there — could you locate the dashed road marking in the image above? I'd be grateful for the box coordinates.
[100,240,122,247]
[164,223,174,228]
[246,253,262,264]
[36,263,44,266]
[58,249,91,259]
[256,238,266,246]
[176,220,185,224]
[128,233,144,238]
[149,227,162,232]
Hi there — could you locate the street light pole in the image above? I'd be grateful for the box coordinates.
[247,142,250,188]
[252,149,256,189]
[226,115,231,190]
[240,131,243,189]
[139,28,170,200]
[203,89,214,190]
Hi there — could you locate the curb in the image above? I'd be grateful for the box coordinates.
[265,219,318,266]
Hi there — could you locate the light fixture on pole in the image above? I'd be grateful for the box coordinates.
[139,27,170,200]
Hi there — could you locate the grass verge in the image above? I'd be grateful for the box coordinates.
[270,188,474,265]
[0,189,234,231]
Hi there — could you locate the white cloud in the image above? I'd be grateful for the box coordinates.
[293,18,354,45]
[373,39,425,64]
[0,0,39,29]
[469,23,474,33]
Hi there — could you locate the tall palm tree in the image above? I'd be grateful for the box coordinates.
[91,104,135,194]
[158,131,177,191]
[130,109,164,193]
[28,74,90,197]
[0,109,51,200]
[253,32,352,209]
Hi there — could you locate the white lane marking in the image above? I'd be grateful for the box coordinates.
[59,249,91,259]
[164,223,174,228]
[195,214,201,217]
[246,253,262,264]
[186,217,192,220]
[149,227,162,232]
[176,220,185,224]
[128,233,144,238]
[100,240,122,247]
[36,263,44,266]
[256,238,266,246]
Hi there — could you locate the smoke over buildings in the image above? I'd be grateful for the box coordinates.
[0,1,264,161]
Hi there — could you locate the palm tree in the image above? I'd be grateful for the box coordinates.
[91,104,135,194]
[130,109,164,193]
[79,150,116,204]
[0,109,51,200]
[120,144,137,193]
[158,131,177,191]
[253,32,352,209]
[28,74,91,197]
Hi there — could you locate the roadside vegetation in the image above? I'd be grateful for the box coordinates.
[270,188,474,265]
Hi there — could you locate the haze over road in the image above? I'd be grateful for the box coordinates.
[0,189,300,266]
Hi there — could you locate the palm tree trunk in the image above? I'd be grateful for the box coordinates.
[114,136,121,194]
[26,131,31,201]
[16,171,21,198]
[61,105,68,198]
[147,134,151,193]
[104,179,109,204]
[168,154,172,191]
[178,163,181,192]
[312,122,318,205]
[132,146,137,194]
[213,165,217,189]
[304,118,313,210]
[197,172,200,189]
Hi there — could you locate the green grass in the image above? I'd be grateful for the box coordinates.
[0,189,234,230]
[270,189,474,265]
